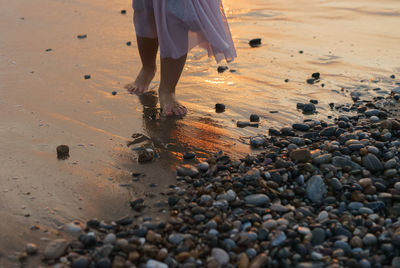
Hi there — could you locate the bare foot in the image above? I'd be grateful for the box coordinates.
[159,91,187,117]
[125,68,156,95]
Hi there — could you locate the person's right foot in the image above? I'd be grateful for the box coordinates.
[159,90,187,117]
[125,68,156,95]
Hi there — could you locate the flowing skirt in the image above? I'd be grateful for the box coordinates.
[132,0,237,63]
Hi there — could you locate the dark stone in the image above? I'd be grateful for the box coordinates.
[56,145,70,160]
[292,123,310,131]
[71,256,89,268]
[320,127,337,137]
[249,38,262,47]
[126,41,131,46]
[215,103,225,113]
[84,74,91,79]
[217,66,229,73]
[312,72,320,80]
[77,34,87,39]
[121,10,127,14]
[250,114,260,122]
[111,91,117,95]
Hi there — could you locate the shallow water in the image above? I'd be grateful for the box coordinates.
[0,0,400,263]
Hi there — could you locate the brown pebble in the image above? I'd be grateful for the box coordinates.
[238,253,250,268]
[249,253,269,268]
[128,251,140,262]
[176,252,191,262]
[56,145,70,160]
[352,191,365,202]
[350,236,363,248]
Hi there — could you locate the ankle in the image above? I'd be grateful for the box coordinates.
[142,66,156,73]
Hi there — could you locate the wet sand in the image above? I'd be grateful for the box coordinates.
[0,0,399,266]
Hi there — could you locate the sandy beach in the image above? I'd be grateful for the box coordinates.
[1,0,400,266]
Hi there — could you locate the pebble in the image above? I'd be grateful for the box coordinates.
[177,165,199,177]
[103,233,116,245]
[168,233,185,245]
[362,154,383,172]
[290,148,311,162]
[146,260,168,268]
[71,256,89,268]
[244,194,270,206]
[44,239,69,259]
[249,38,262,47]
[363,233,377,246]
[211,248,229,266]
[306,175,327,203]
[25,243,38,255]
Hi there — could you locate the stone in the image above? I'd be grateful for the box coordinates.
[197,162,210,172]
[215,103,226,112]
[238,253,250,268]
[44,239,69,259]
[25,243,38,255]
[249,253,268,268]
[138,148,154,163]
[362,154,383,172]
[168,233,185,245]
[311,228,325,245]
[103,233,116,245]
[363,233,377,246]
[290,148,311,162]
[271,230,286,246]
[306,175,327,203]
[320,127,337,137]
[249,38,262,47]
[312,154,332,165]
[250,136,266,148]
[97,258,111,268]
[177,165,199,177]
[71,256,89,268]
[244,194,270,206]
[146,260,168,268]
[56,145,70,160]
[250,114,260,122]
[292,123,310,131]
[211,248,229,266]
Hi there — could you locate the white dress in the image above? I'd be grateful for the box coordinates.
[132,0,237,63]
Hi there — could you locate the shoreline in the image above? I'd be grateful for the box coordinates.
[14,87,400,267]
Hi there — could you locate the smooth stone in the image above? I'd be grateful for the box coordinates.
[302,103,316,113]
[330,178,342,191]
[250,114,260,122]
[306,175,327,203]
[177,165,199,177]
[384,158,397,169]
[348,202,364,210]
[271,230,286,246]
[244,168,261,181]
[44,239,69,259]
[316,211,328,222]
[238,253,250,268]
[292,123,310,131]
[312,154,332,165]
[97,258,112,268]
[320,127,337,137]
[25,243,38,255]
[168,233,185,245]
[146,260,168,268]
[362,233,377,246]
[290,148,311,162]
[71,257,89,268]
[364,109,380,117]
[249,253,268,268]
[311,228,325,245]
[211,248,229,266]
[370,116,380,122]
[197,162,210,172]
[333,240,352,255]
[65,222,83,236]
[244,194,270,207]
[250,136,267,148]
[103,233,116,245]
[362,154,383,172]
[392,257,400,268]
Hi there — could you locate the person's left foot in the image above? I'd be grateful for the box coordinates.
[159,90,187,117]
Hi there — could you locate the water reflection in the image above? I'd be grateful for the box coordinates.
[136,91,247,164]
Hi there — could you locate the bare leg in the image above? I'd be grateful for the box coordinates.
[125,36,158,95]
[159,54,188,116]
